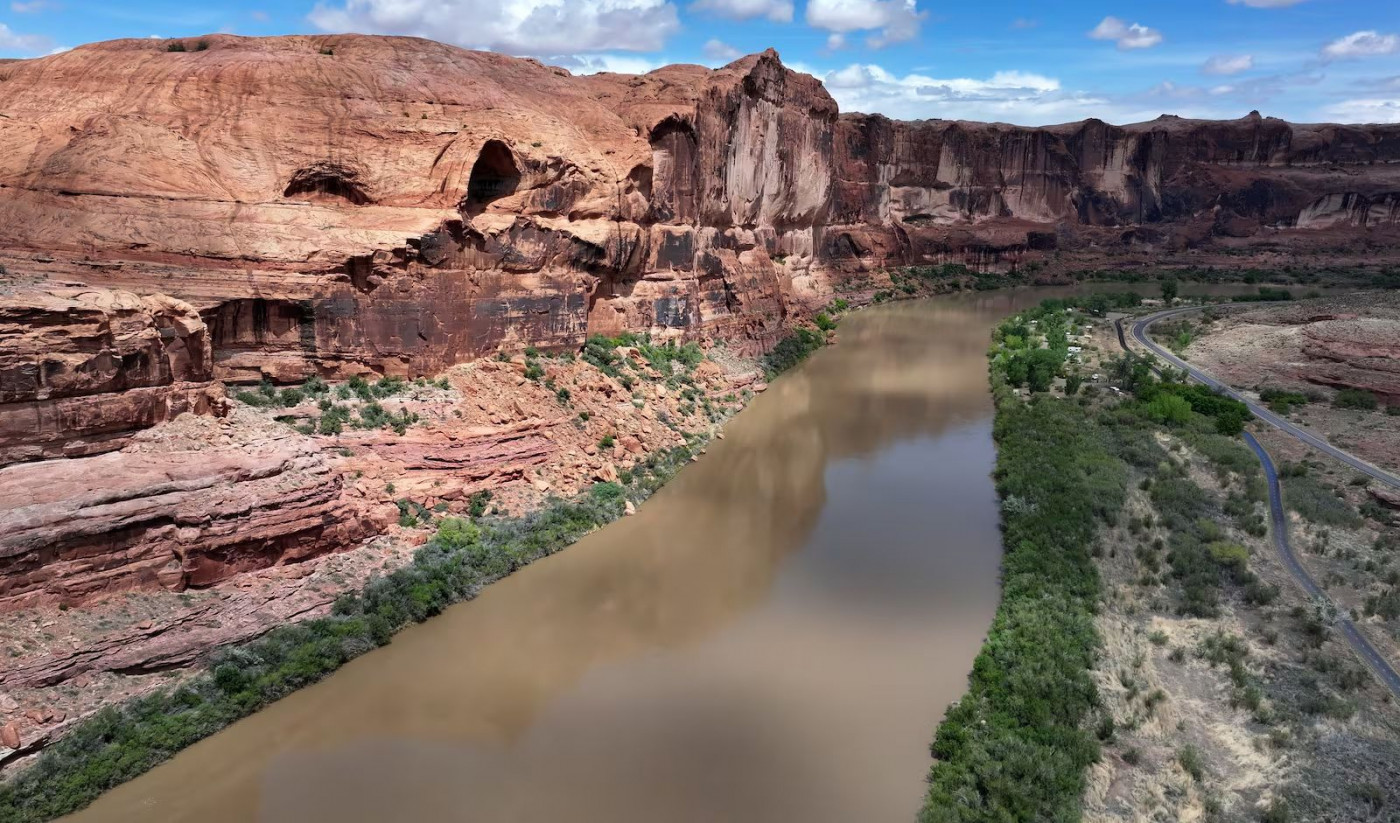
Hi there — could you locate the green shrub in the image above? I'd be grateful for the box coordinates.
[1334,388,1378,410]
[763,327,825,378]
[318,405,349,435]
[466,490,493,518]
[1207,542,1249,575]
[1144,393,1192,425]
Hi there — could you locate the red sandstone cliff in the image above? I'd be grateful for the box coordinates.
[3,36,1400,745]
[0,34,1396,398]
[1,33,1400,601]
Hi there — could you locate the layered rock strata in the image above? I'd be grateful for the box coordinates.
[0,34,1395,398]
[1,33,1399,609]
[0,289,222,465]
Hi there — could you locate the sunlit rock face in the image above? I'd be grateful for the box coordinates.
[0,289,223,465]
[1,33,1399,616]
[0,34,1398,453]
[830,112,1400,261]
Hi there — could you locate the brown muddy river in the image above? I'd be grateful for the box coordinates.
[66,288,1156,822]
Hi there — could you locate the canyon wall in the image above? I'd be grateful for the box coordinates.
[0,35,1397,408]
[0,36,1391,365]
[1,33,1400,605]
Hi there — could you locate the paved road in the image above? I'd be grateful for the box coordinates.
[1126,306,1400,490]
[1111,309,1400,698]
[1244,432,1400,698]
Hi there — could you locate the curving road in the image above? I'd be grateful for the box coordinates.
[1111,309,1400,698]
[1244,432,1400,697]
[1126,306,1400,491]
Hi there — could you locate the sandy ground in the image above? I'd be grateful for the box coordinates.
[1184,294,1400,475]
[1070,314,1400,822]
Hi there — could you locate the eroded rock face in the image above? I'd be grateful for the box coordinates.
[0,435,384,606]
[0,289,223,465]
[1300,317,1400,399]
[830,113,1400,263]
[1,36,1394,389]
[1,35,1400,608]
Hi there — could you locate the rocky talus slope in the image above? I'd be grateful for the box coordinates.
[0,340,764,763]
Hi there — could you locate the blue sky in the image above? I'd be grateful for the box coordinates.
[2,0,1398,124]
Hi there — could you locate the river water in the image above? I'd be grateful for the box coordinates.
[65,288,1166,823]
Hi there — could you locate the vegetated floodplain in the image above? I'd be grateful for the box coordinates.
[921,297,1257,822]
[922,299,1129,823]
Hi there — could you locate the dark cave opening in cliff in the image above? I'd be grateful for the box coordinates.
[464,140,521,214]
[283,164,372,205]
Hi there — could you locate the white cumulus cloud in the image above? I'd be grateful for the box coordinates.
[556,53,665,74]
[818,63,1120,124]
[814,62,1270,125]
[1227,0,1306,7]
[308,0,681,55]
[689,0,792,23]
[1202,54,1254,75]
[1088,16,1163,50]
[702,38,742,62]
[1322,98,1400,123]
[0,21,52,53]
[805,0,924,49]
[1321,31,1399,60]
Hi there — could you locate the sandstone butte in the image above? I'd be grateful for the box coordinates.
[1,33,1400,619]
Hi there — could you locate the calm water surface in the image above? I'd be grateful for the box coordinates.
[68,288,1159,823]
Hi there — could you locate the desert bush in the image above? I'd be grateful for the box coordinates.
[1334,388,1379,411]
[1259,386,1314,414]
[1283,475,1363,529]
[763,326,826,378]
[1176,745,1205,782]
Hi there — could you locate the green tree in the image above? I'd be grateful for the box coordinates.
[1004,353,1030,386]
[1161,278,1179,304]
[1145,393,1192,425]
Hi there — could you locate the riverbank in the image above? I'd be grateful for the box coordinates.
[924,298,1400,822]
[0,322,847,821]
[919,302,1128,822]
